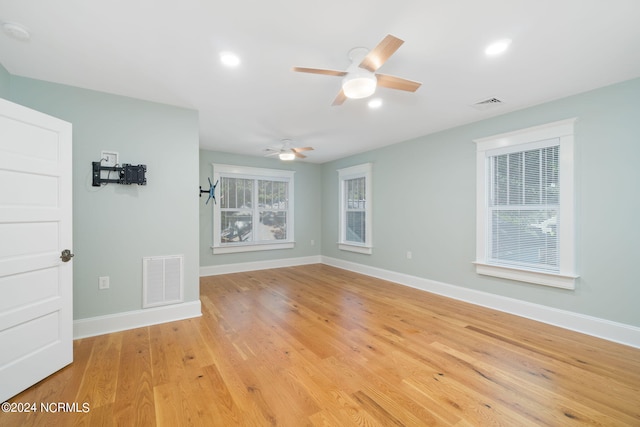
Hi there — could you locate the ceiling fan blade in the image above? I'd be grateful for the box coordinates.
[294,151,307,159]
[332,89,347,106]
[292,147,314,153]
[375,74,422,92]
[359,34,404,72]
[292,67,347,77]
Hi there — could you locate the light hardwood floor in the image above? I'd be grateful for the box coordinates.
[2,264,639,426]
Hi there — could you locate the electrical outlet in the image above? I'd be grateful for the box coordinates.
[101,151,118,167]
[406,251,412,259]
[311,240,315,246]
[99,276,110,290]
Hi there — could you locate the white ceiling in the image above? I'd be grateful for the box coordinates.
[1,0,640,163]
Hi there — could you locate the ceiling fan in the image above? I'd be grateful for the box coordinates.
[293,34,422,106]
[264,139,314,161]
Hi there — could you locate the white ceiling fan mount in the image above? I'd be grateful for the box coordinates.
[342,48,377,99]
[263,139,314,161]
[347,47,369,63]
[293,34,422,106]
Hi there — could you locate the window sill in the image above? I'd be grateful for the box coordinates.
[473,262,577,290]
[212,242,294,254]
[338,243,372,255]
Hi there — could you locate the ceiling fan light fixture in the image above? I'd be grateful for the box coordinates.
[342,72,377,99]
[279,151,295,161]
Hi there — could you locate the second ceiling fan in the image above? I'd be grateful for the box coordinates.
[264,139,313,161]
[293,34,422,106]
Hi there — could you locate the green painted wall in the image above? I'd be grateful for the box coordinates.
[199,150,322,267]
[322,78,640,327]
[5,58,638,330]
[8,76,200,320]
[0,64,9,97]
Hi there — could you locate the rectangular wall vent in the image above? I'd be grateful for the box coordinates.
[143,255,184,308]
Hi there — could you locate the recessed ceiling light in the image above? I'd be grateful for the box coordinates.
[2,22,31,41]
[485,39,511,56]
[368,98,383,109]
[220,51,240,67]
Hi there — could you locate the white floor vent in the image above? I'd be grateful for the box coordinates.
[143,255,184,308]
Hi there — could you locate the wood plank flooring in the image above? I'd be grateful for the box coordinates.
[2,264,639,426]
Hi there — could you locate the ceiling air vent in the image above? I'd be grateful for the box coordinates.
[471,97,505,110]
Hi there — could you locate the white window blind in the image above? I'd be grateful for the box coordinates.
[345,177,366,244]
[488,144,559,272]
[473,118,577,289]
[337,163,372,254]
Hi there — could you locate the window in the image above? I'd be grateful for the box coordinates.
[474,119,577,289]
[212,164,294,254]
[338,163,372,254]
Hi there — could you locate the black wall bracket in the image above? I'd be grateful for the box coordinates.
[92,162,147,187]
[199,177,218,204]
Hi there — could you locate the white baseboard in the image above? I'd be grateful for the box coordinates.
[321,256,640,349]
[199,255,322,276]
[200,255,640,348]
[73,300,202,339]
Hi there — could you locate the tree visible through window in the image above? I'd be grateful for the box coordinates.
[338,163,372,254]
[213,164,294,254]
[220,177,253,242]
[257,179,288,241]
[345,176,366,244]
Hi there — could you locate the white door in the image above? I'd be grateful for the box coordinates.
[0,98,73,402]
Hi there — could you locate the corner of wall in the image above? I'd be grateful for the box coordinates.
[0,63,11,98]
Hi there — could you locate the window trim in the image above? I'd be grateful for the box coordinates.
[211,163,295,254]
[473,119,578,289]
[337,163,372,254]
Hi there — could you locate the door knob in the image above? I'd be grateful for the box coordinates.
[60,249,74,262]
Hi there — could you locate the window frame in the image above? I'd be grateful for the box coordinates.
[212,163,295,254]
[337,163,372,254]
[473,119,578,289]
